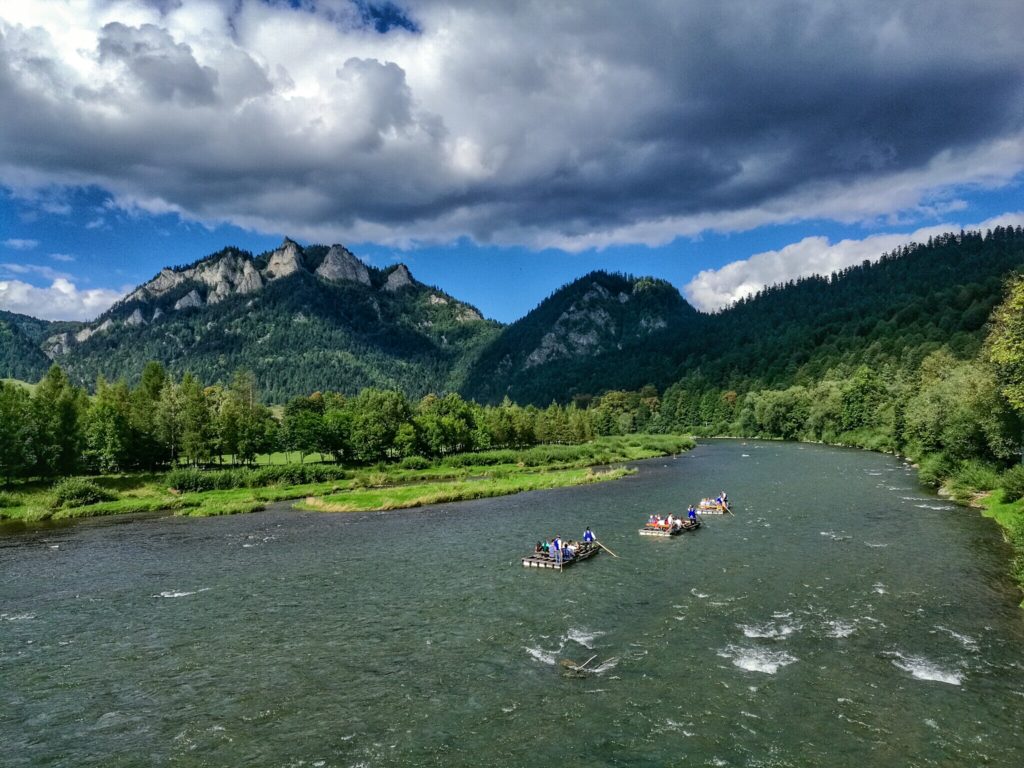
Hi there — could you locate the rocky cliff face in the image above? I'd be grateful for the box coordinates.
[263,239,304,280]
[384,264,414,291]
[315,245,371,285]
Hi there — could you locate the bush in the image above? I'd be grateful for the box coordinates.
[49,478,117,509]
[399,456,431,470]
[1001,464,1024,503]
[948,460,1001,500]
[0,491,22,508]
[165,468,217,493]
[166,464,350,492]
[917,453,956,488]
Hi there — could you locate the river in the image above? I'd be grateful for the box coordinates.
[2,440,1023,767]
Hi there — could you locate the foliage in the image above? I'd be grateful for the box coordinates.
[48,478,117,509]
[1001,465,1024,504]
[0,491,22,508]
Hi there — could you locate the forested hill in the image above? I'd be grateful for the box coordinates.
[0,310,73,382]
[17,239,500,402]
[461,226,1024,404]
[461,272,697,404]
[4,226,1022,403]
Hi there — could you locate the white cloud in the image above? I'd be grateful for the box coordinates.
[3,238,39,250]
[0,277,125,320]
[684,212,1024,311]
[0,262,70,281]
[49,252,75,262]
[0,1,1022,248]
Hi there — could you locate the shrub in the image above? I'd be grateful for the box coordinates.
[1000,465,1024,503]
[399,456,431,470]
[49,478,117,509]
[948,460,1001,500]
[0,491,22,508]
[165,468,217,493]
[166,464,349,492]
[916,453,956,488]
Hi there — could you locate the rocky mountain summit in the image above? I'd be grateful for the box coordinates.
[43,239,439,356]
[25,239,496,400]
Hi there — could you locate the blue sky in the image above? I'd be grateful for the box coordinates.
[3,179,1022,323]
[1,1,1023,321]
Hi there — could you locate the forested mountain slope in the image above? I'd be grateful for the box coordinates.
[33,240,499,401]
[461,272,697,404]
[463,226,1024,404]
[0,310,75,382]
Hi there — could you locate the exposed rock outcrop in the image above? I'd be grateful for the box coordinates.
[315,245,371,285]
[263,238,304,280]
[125,308,146,326]
[383,264,414,291]
[174,289,204,311]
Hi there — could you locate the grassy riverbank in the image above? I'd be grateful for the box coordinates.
[976,492,1024,595]
[0,434,693,524]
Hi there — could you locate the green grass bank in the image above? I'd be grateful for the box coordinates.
[0,434,694,525]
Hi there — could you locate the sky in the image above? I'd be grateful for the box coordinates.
[1,0,1023,322]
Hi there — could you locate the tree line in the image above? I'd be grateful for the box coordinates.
[0,362,663,481]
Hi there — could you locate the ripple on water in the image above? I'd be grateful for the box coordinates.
[934,625,979,652]
[888,652,963,685]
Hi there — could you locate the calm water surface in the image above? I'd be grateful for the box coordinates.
[2,440,1024,767]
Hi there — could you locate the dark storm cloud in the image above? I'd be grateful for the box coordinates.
[0,0,1022,247]
[98,22,219,105]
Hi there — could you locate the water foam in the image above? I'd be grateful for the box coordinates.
[718,645,797,674]
[826,620,856,638]
[739,620,799,639]
[889,653,963,685]
[934,625,979,652]
[566,627,604,649]
[1,613,35,621]
[155,588,210,599]
[524,646,558,665]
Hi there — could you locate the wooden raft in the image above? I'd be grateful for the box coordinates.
[697,504,730,515]
[638,520,701,537]
[522,543,600,570]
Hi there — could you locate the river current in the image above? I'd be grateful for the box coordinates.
[2,440,1024,767]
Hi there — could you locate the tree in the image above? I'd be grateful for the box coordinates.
[350,389,412,462]
[283,394,325,463]
[83,378,133,473]
[179,373,213,466]
[0,382,33,481]
[32,365,86,476]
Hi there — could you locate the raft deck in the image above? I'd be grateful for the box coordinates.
[697,504,731,515]
[522,543,600,570]
[639,520,701,537]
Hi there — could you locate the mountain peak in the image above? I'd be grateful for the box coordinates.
[315,244,371,285]
[263,239,305,280]
[384,264,414,291]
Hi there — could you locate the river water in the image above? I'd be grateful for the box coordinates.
[2,440,1024,767]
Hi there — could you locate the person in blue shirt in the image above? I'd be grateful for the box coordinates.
[583,527,595,543]
[550,536,561,563]
[688,505,697,521]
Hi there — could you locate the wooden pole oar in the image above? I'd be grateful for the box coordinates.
[577,654,598,670]
[595,540,620,558]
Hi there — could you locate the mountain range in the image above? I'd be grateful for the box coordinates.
[3,226,1024,403]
